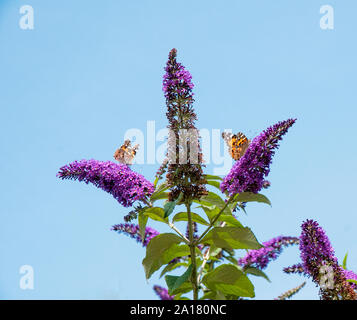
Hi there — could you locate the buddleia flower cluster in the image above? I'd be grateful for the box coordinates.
[221,119,296,195]
[238,236,299,270]
[111,223,160,247]
[163,48,207,203]
[153,285,174,300]
[57,159,154,207]
[285,219,357,300]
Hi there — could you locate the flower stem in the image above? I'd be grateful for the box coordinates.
[186,201,198,300]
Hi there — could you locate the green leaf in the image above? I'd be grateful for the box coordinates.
[234,192,271,206]
[206,180,221,190]
[169,281,193,296]
[347,279,357,285]
[153,176,159,188]
[199,205,220,222]
[138,211,148,244]
[343,252,348,269]
[244,267,271,282]
[174,296,190,300]
[204,174,223,181]
[150,182,169,201]
[216,215,244,228]
[162,244,191,263]
[202,264,255,298]
[200,226,262,250]
[200,192,227,209]
[164,200,176,218]
[160,261,188,278]
[200,290,226,300]
[143,207,168,223]
[200,192,232,215]
[142,233,183,279]
[151,192,169,201]
[172,212,209,226]
[165,265,193,295]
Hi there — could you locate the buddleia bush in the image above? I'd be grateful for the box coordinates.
[57,49,357,300]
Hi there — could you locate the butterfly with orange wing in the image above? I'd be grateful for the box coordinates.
[114,139,139,165]
[222,132,250,161]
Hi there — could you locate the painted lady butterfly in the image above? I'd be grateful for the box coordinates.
[114,139,139,165]
[222,132,250,161]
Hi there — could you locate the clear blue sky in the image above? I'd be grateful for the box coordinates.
[1,0,356,299]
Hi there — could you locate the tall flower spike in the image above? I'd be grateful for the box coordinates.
[300,219,357,300]
[163,48,207,202]
[111,223,160,247]
[238,236,299,270]
[57,159,154,207]
[221,119,296,196]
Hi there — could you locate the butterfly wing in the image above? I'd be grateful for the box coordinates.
[222,131,250,161]
[114,141,139,165]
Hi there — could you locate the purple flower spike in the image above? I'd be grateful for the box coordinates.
[221,119,296,196]
[300,219,357,300]
[111,223,160,247]
[238,236,299,270]
[57,159,154,207]
[153,285,174,300]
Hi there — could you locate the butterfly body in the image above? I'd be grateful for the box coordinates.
[222,132,250,161]
[114,140,139,165]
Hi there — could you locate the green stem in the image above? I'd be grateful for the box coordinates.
[196,195,234,244]
[186,202,198,300]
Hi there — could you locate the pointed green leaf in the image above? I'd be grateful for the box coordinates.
[200,192,226,208]
[202,264,255,298]
[174,296,190,300]
[160,262,188,278]
[347,279,357,285]
[216,215,244,228]
[162,244,191,263]
[198,192,232,215]
[143,207,168,223]
[342,252,348,269]
[142,233,183,279]
[153,176,159,188]
[165,265,193,295]
[168,281,193,296]
[200,226,262,250]
[204,174,223,181]
[206,180,221,190]
[199,205,220,222]
[151,192,169,201]
[234,192,271,206]
[164,200,176,218]
[244,266,271,282]
[172,212,209,226]
[138,211,148,244]
[200,290,226,300]
[150,182,169,201]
